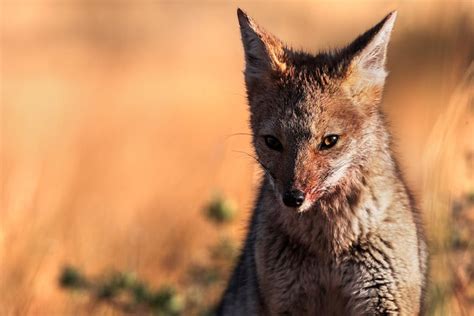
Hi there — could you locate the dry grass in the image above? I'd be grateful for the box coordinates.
[1,0,473,314]
[422,64,474,315]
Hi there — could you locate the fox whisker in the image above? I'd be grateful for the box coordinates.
[232,150,276,179]
[224,132,253,141]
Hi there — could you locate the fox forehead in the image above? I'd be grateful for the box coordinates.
[253,77,364,141]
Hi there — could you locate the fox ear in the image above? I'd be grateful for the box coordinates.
[237,9,287,83]
[343,12,397,105]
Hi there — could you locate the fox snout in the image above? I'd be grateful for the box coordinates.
[282,189,306,208]
[277,165,328,210]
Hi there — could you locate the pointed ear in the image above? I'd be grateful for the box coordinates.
[237,9,287,83]
[342,12,397,106]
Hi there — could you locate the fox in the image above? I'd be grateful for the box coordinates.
[217,8,428,316]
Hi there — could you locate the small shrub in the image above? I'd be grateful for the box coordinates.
[204,194,237,225]
[59,267,184,315]
[59,192,239,315]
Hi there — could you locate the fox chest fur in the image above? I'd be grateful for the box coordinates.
[217,8,427,316]
[256,237,356,315]
[219,173,425,315]
[252,177,423,315]
[256,242,353,315]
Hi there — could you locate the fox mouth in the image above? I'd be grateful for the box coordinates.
[266,174,330,211]
[273,185,325,212]
[265,168,337,211]
[296,189,325,212]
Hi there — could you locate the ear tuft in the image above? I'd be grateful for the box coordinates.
[236,8,250,28]
[358,11,396,82]
[343,12,397,105]
[237,8,287,82]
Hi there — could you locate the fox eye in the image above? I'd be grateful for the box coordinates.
[320,135,339,150]
[263,135,283,152]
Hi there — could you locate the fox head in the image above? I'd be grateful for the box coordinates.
[237,9,397,211]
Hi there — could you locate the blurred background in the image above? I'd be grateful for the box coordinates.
[1,0,473,315]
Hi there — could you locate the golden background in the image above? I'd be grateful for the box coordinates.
[1,0,473,314]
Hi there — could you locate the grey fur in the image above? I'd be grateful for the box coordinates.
[217,9,427,316]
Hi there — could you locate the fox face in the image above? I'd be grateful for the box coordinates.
[238,9,397,211]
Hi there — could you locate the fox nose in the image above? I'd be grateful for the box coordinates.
[282,189,306,208]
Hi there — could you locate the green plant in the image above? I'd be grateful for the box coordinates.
[59,193,239,315]
[59,266,184,315]
[204,193,237,225]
